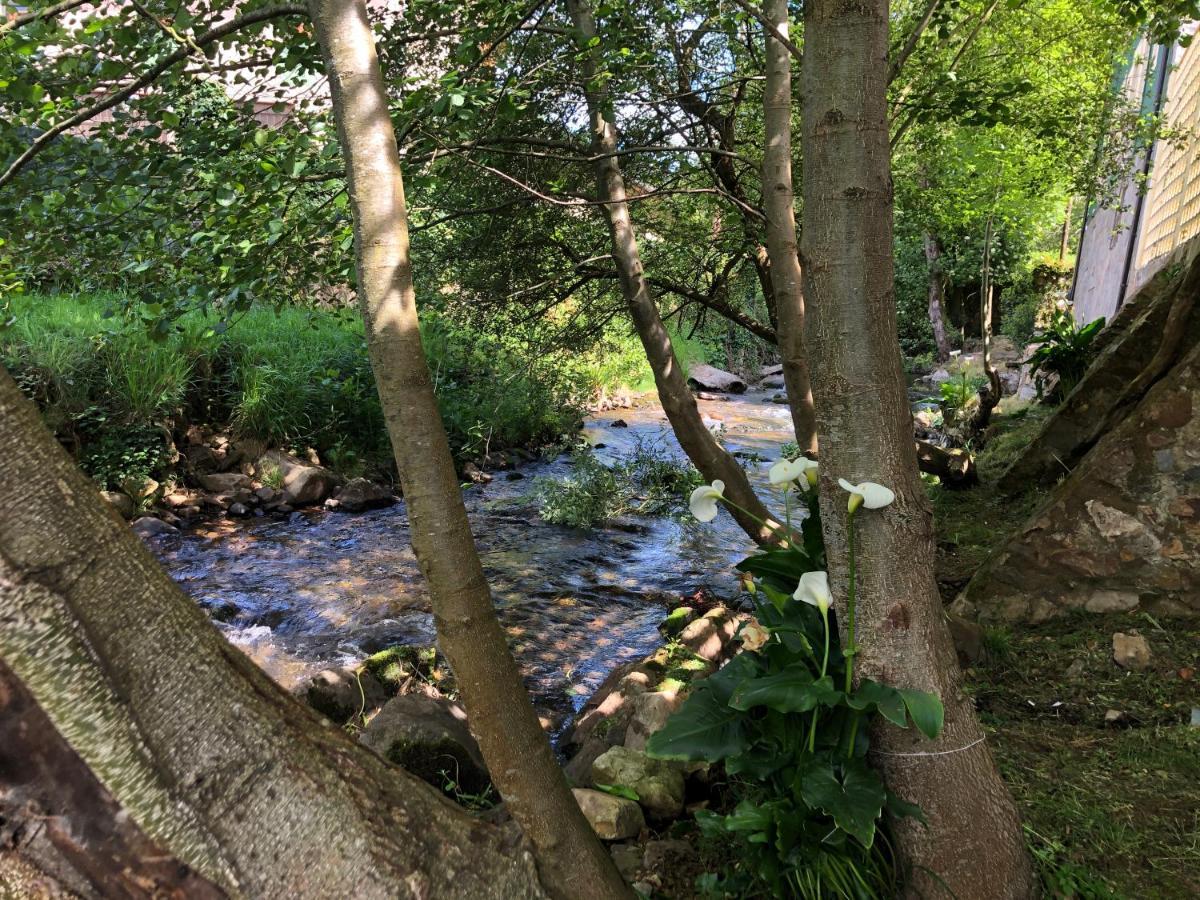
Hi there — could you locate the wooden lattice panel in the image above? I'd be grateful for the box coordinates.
[1138,42,1200,268]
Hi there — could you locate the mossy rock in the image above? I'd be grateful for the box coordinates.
[362,644,452,695]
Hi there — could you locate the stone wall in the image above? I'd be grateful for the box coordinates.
[955,341,1200,623]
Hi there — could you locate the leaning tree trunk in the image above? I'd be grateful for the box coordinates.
[307,2,628,898]
[0,369,545,899]
[761,0,818,456]
[923,231,952,361]
[799,2,1035,897]
[565,0,777,544]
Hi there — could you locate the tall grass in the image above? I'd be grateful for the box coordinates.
[1,293,613,486]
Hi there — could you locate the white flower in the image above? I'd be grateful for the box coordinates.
[740,618,770,652]
[794,571,833,614]
[768,458,805,486]
[949,350,961,359]
[689,480,725,522]
[837,478,895,513]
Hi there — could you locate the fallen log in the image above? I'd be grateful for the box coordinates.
[916,439,978,488]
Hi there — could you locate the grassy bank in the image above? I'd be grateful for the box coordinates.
[1,293,608,488]
[929,404,1199,897]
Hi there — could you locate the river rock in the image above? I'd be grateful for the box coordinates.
[678,606,739,662]
[299,667,387,723]
[359,695,490,795]
[759,363,784,379]
[334,478,395,512]
[198,472,251,493]
[624,690,683,752]
[572,788,645,840]
[591,746,684,820]
[100,490,135,519]
[1112,632,1152,670]
[131,516,178,538]
[686,364,746,394]
[257,451,340,506]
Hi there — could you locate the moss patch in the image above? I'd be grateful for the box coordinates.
[973,614,1200,898]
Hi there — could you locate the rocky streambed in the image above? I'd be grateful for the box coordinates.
[149,389,798,728]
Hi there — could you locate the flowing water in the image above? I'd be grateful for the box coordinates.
[154,389,797,727]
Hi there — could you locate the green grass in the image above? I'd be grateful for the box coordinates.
[973,615,1200,898]
[2,292,602,485]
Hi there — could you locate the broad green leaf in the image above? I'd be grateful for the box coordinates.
[594,783,639,802]
[846,679,907,728]
[799,760,886,848]
[897,689,944,739]
[730,666,840,714]
[645,682,747,762]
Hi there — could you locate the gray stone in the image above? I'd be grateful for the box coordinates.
[1112,632,1152,670]
[1084,590,1140,614]
[591,746,684,820]
[624,691,683,752]
[258,451,340,506]
[1065,658,1087,679]
[299,667,387,723]
[227,502,250,517]
[946,614,984,666]
[198,472,252,493]
[359,695,490,794]
[334,478,395,512]
[99,490,135,519]
[131,516,178,538]
[610,844,642,881]
[572,788,645,840]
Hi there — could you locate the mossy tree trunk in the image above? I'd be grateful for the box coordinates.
[0,368,546,899]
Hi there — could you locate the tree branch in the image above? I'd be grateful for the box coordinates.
[889,0,941,83]
[0,4,307,189]
[727,0,802,62]
[0,0,90,36]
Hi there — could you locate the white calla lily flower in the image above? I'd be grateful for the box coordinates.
[688,479,725,522]
[768,458,805,486]
[837,477,895,513]
[794,571,833,614]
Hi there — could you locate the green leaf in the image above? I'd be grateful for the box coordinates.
[897,689,944,739]
[594,783,639,802]
[845,679,907,728]
[885,791,927,826]
[646,682,747,761]
[730,666,840,714]
[799,759,886,848]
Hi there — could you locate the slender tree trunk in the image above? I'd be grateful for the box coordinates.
[0,369,545,899]
[799,2,1035,897]
[760,0,818,456]
[923,231,952,361]
[979,211,1002,419]
[1059,195,1073,260]
[307,2,628,897]
[565,0,777,545]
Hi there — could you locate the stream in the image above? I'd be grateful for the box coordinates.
[153,389,797,727]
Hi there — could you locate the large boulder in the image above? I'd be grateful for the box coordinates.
[297,667,387,723]
[686,364,747,394]
[333,478,395,513]
[359,695,490,795]
[131,516,178,538]
[99,490,135,519]
[571,788,645,840]
[591,746,684,821]
[198,472,252,494]
[677,606,740,663]
[257,450,340,507]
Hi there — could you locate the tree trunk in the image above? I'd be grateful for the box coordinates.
[923,231,952,361]
[307,2,628,897]
[979,212,1002,424]
[0,369,546,899]
[798,2,1035,897]
[760,0,818,456]
[565,0,777,545]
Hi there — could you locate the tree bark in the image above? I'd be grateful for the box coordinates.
[565,0,778,545]
[0,659,225,899]
[760,0,818,456]
[923,231,952,361]
[306,2,628,897]
[0,369,545,899]
[798,2,1035,897]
